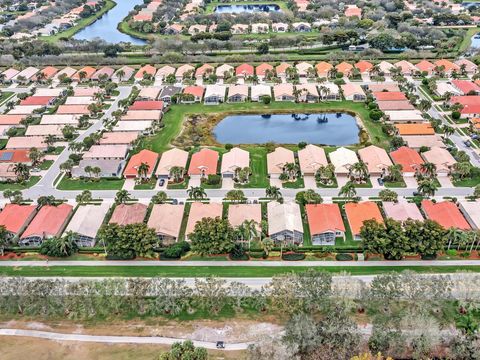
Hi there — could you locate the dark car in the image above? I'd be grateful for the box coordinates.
[159,179,165,186]
[377,178,384,186]
[464,140,472,147]
[216,341,225,349]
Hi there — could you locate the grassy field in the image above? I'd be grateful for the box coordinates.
[236,147,269,188]
[0,91,14,106]
[1,265,480,277]
[39,160,54,170]
[141,101,388,153]
[0,176,40,191]
[43,0,116,42]
[57,177,125,190]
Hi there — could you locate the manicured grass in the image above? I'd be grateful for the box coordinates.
[354,178,373,188]
[39,160,54,170]
[134,178,156,190]
[0,91,14,106]
[283,177,305,189]
[142,101,388,153]
[459,27,479,53]
[0,176,41,190]
[43,0,116,42]
[57,177,125,190]
[236,147,269,188]
[2,265,480,277]
[167,180,189,189]
[117,20,156,41]
[453,176,480,187]
[384,179,407,188]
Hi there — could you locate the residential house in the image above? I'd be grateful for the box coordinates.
[236,63,254,78]
[316,61,333,78]
[306,204,345,245]
[341,83,366,101]
[147,204,185,244]
[344,202,383,240]
[156,148,189,180]
[421,147,457,176]
[188,148,219,178]
[0,204,36,239]
[421,200,471,230]
[267,201,303,245]
[250,85,271,101]
[390,146,424,176]
[182,86,204,103]
[123,149,158,179]
[383,201,424,222]
[459,201,480,229]
[204,85,226,105]
[358,145,393,177]
[186,202,223,239]
[329,147,359,176]
[64,204,110,247]
[221,147,249,178]
[298,144,328,176]
[296,84,319,102]
[267,147,295,179]
[274,83,295,101]
[227,85,249,102]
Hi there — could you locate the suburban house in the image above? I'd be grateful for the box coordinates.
[355,60,373,75]
[276,62,291,78]
[0,204,36,239]
[159,86,182,103]
[71,66,96,81]
[216,64,234,79]
[231,24,249,34]
[421,147,457,176]
[378,61,395,76]
[329,147,359,176]
[83,145,128,161]
[138,87,161,101]
[298,144,328,176]
[383,201,424,222]
[394,60,416,76]
[455,58,478,76]
[295,62,313,77]
[341,83,365,101]
[316,61,333,78]
[357,145,393,177]
[415,60,435,75]
[227,85,249,102]
[421,200,471,230]
[267,147,295,179]
[336,62,353,77]
[274,84,295,101]
[123,149,158,179]
[221,147,249,179]
[292,22,311,32]
[390,146,424,177]
[236,63,254,78]
[251,23,269,33]
[188,148,219,178]
[91,66,114,81]
[228,204,262,234]
[186,202,223,239]
[109,203,148,226]
[272,22,288,32]
[267,201,304,245]
[434,59,460,75]
[188,24,207,35]
[147,204,185,244]
[176,64,195,81]
[156,65,176,81]
[182,86,204,103]
[306,203,345,245]
[296,84,319,102]
[459,201,480,229]
[250,85,271,101]
[64,204,110,247]
[113,66,135,82]
[195,64,214,80]
[256,63,274,81]
[384,110,424,123]
[395,123,435,136]
[156,148,189,180]
[319,83,341,100]
[19,204,73,246]
[204,85,226,105]
[344,202,383,240]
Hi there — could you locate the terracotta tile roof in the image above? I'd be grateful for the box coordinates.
[195,64,214,77]
[415,60,435,73]
[135,65,156,79]
[355,60,373,73]
[109,203,148,226]
[183,86,205,98]
[306,203,345,235]
[0,149,30,163]
[335,62,353,74]
[344,201,383,236]
[315,61,333,75]
[422,200,471,230]
[236,63,254,76]
[37,66,58,79]
[123,149,158,177]
[129,101,164,111]
[0,114,25,125]
[20,96,54,106]
[188,148,218,175]
[395,123,435,136]
[256,63,273,76]
[434,59,460,72]
[276,62,291,75]
[0,204,36,234]
[377,100,415,111]
[72,66,96,80]
[451,80,480,95]
[228,204,262,228]
[373,91,407,101]
[21,204,73,239]
[186,202,223,235]
[390,146,424,173]
[383,201,424,222]
[147,204,185,238]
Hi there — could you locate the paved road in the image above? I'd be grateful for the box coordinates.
[0,328,252,350]
[1,259,480,267]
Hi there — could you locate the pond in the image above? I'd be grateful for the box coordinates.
[214,3,281,13]
[213,113,359,145]
[73,0,147,44]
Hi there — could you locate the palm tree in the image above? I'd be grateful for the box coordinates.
[420,162,437,179]
[137,162,150,181]
[169,166,185,183]
[237,219,259,248]
[386,164,403,182]
[116,69,125,82]
[284,162,299,181]
[60,160,74,178]
[187,186,207,200]
[28,147,44,167]
[91,166,101,179]
[418,99,431,112]
[45,134,56,149]
[349,161,369,183]
[442,125,455,140]
[445,227,467,250]
[58,231,78,256]
[453,162,471,180]
[315,164,335,185]
[115,190,131,204]
[151,191,168,204]
[13,163,29,182]
[338,181,357,198]
[84,165,93,179]
[78,71,87,82]
[265,185,282,201]
[417,179,438,197]
[225,189,246,203]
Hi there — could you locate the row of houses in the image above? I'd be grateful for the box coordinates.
[1,197,477,248]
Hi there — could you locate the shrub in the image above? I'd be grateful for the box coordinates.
[105,250,135,260]
[282,252,306,261]
[420,253,437,260]
[225,143,233,151]
[461,251,471,258]
[445,249,457,256]
[162,241,190,259]
[451,111,461,120]
[249,251,266,259]
[205,174,221,185]
[229,244,249,260]
[39,237,78,257]
[262,95,271,104]
[335,253,353,261]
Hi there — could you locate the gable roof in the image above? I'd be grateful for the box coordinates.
[345,201,383,236]
[306,203,345,235]
[236,63,254,76]
[186,202,223,235]
[147,204,185,238]
[228,204,262,228]
[422,200,471,230]
[188,148,219,175]
[298,144,328,173]
[267,147,294,174]
[358,145,393,173]
[221,147,249,173]
[65,204,110,239]
[268,201,303,235]
[135,65,156,79]
[123,149,158,177]
[355,60,373,73]
[156,148,189,176]
[395,123,435,136]
[256,63,273,76]
[390,146,424,173]
[109,203,148,226]
[383,201,424,222]
[21,204,73,239]
[0,204,36,234]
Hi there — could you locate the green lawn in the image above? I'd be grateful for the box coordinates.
[142,101,386,152]
[384,179,407,188]
[283,176,305,189]
[453,176,480,187]
[0,91,14,106]
[134,178,156,190]
[2,265,480,277]
[57,177,125,190]
[167,180,189,189]
[39,160,54,170]
[43,0,116,42]
[0,176,41,191]
[236,147,269,188]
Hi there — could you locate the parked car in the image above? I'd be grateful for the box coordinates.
[216,341,225,349]
[464,140,472,147]
[159,179,165,186]
[377,178,384,186]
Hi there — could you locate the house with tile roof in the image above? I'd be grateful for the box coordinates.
[306,203,345,245]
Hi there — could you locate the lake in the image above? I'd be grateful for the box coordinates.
[73,0,147,44]
[214,4,281,13]
[213,113,359,145]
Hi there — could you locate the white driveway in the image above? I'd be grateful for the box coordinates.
[122,179,136,190]
[269,177,283,188]
[437,176,454,188]
[304,175,317,189]
[404,176,418,188]
[336,175,349,188]
[370,176,383,189]
[222,177,235,190]
[189,176,201,188]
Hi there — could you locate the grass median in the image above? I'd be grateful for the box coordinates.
[1,265,480,277]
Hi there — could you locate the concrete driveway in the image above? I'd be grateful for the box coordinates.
[404,176,418,188]
[438,176,454,188]
[304,175,317,189]
[222,177,235,190]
